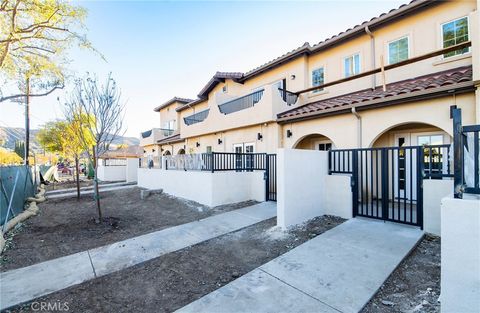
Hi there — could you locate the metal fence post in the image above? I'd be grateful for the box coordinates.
[351,150,358,217]
[452,107,463,198]
[211,153,215,173]
[416,147,424,229]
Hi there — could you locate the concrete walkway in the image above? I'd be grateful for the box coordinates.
[177,218,424,313]
[0,202,276,310]
[47,183,137,199]
[45,181,132,196]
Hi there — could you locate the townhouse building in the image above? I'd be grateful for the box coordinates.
[141,0,478,158]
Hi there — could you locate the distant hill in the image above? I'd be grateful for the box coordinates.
[0,127,139,152]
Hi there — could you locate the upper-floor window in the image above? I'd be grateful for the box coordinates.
[388,37,409,64]
[344,54,360,77]
[442,16,469,58]
[312,67,324,92]
[163,120,176,131]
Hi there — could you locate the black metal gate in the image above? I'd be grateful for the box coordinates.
[330,146,426,228]
[265,154,277,201]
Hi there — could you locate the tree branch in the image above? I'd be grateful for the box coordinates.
[0,83,64,103]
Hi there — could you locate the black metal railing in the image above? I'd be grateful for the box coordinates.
[278,88,298,106]
[208,152,267,172]
[164,152,268,172]
[329,145,453,179]
[329,146,425,228]
[452,107,480,197]
[218,89,264,115]
[184,109,210,126]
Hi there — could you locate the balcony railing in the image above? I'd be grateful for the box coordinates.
[139,156,161,169]
[278,88,298,106]
[184,109,210,126]
[164,152,269,172]
[218,89,264,115]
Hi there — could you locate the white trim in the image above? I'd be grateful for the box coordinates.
[233,143,243,153]
[244,142,255,153]
[343,52,361,78]
[387,35,410,65]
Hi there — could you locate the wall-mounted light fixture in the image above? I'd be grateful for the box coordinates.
[152,149,155,152]
[161,148,164,152]
[257,133,263,141]
[287,130,293,138]
[143,150,146,153]
[196,142,200,147]
[290,74,296,80]
[218,138,223,145]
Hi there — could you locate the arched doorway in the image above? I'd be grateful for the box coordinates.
[370,122,451,148]
[293,134,334,151]
[177,148,185,155]
[163,150,171,156]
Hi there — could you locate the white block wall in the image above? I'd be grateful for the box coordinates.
[324,175,353,219]
[441,196,480,313]
[97,165,126,182]
[277,149,325,228]
[423,179,453,236]
[126,158,139,183]
[137,168,265,207]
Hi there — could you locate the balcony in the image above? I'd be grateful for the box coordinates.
[140,128,176,146]
[184,109,210,126]
[277,88,298,106]
[218,89,264,115]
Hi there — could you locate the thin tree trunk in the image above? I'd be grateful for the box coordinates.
[92,147,102,222]
[75,156,80,200]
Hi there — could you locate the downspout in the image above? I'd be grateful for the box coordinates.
[365,26,376,90]
[351,107,362,148]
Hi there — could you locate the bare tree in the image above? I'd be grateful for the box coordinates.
[65,73,125,222]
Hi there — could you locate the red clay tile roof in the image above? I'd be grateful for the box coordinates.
[156,133,184,145]
[154,97,195,112]
[176,0,439,112]
[242,0,435,80]
[197,72,244,98]
[277,66,473,122]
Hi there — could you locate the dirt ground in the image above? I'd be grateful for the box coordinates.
[362,235,441,313]
[1,187,256,271]
[6,216,345,313]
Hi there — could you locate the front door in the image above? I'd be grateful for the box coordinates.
[233,144,243,170]
[393,134,411,199]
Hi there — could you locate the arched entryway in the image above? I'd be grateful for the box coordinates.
[163,150,171,156]
[177,148,185,155]
[369,122,451,148]
[293,134,335,151]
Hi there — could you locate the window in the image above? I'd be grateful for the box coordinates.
[417,134,443,146]
[442,17,469,58]
[388,37,409,64]
[318,143,332,151]
[222,85,228,93]
[163,120,176,131]
[344,54,360,77]
[206,146,212,154]
[311,67,324,92]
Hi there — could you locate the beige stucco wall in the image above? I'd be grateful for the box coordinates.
[159,100,184,131]
[152,1,478,155]
[282,92,476,150]
[183,122,280,154]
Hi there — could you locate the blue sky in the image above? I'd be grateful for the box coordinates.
[1,0,406,137]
